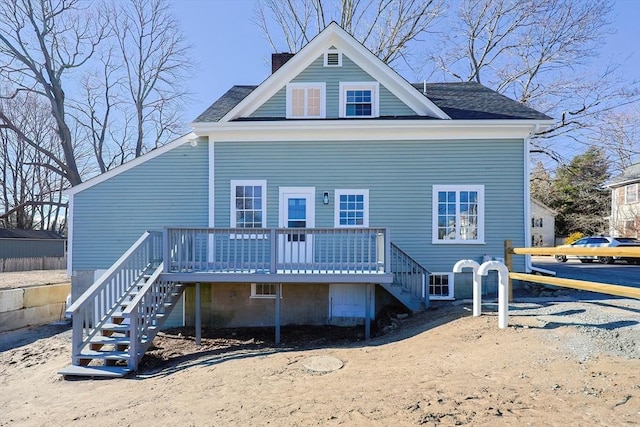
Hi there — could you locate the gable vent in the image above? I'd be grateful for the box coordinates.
[324,49,342,67]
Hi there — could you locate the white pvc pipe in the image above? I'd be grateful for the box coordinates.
[478,261,510,329]
[452,259,481,316]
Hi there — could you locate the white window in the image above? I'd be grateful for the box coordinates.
[432,185,485,244]
[531,217,543,228]
[334,189,369,227]
[251,283,282,299]
[429,272,454,300]
[324,48,342,67]
[339,82,379,118]
[231,180,266,228]
[625,184,638,204]
[532,234,544,247]
[286,83,325,118]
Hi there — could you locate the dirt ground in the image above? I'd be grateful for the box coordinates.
[1,286,639,427]
[0,270,68,290]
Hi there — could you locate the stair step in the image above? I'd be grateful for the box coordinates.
[79,350,131,360]
[89,335,130,345]
[59,365,132,378]
[101,323,130,332]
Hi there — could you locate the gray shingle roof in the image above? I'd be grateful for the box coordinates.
[193,81,552,123]
[413,82,552,121]
[0,228,65,239]
[194,85,256,122]
[608,162,640,187]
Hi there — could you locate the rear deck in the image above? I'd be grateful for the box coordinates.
[61,227,428,377]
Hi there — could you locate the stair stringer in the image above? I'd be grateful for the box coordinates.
[379,281,425,312]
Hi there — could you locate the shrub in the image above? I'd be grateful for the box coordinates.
[565,232,585,244]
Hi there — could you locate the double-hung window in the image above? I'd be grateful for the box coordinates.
[625,184,638,204]
[432,185,484,244]
[334,189,369,227]
[339,82,379,118]
[231,180,266,228]
[286,83,325,118]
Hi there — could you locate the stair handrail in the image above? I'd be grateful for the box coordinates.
[66,231,162,365]
[123,263,182,370]
[66,231,163,314]
[390,242,430,303]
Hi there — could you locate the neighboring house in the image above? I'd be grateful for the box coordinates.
[530,199,556,247]
[607,162,640,238]
[61,23,552,376]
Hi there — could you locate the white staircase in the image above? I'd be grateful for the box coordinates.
[384,243,430,312]
[60,232,183,378]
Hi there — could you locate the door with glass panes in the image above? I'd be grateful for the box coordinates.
[278,187,315,264]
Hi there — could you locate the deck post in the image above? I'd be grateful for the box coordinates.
[275,283,281,344]
[270,229,277,274]
[163,228,169,273]
[504,240,513,301]
[364,283,371,340]
[195,282,201,346]
[384,229,391,273]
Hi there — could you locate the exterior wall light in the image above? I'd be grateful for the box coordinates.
[323,191,330,205]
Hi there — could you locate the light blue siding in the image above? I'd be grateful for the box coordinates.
[214,139,527,273]
[252,55,416,118]
[72,141,209,270]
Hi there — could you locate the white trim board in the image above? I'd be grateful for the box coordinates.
[65,132,199,196]
[194,120,551,142]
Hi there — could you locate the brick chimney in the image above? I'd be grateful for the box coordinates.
[272,52,295,74]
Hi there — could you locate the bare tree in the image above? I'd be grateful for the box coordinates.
[0,93,67,233]
[109,0,192,158]
[0,0,107,186]
[254,0,444,71]
[71,48,136,174]
[429,0,640,160]
[595,109,640,174]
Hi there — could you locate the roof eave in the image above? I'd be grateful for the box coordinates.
[192,118,553,141]
[64,132,199,196]
[217,22,449,122]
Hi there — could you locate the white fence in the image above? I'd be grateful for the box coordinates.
[0,256,67,272]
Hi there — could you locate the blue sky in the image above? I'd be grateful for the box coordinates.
[173,0,640,123]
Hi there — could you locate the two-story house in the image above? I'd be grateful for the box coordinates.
[608,162,640,237]
[61,23,552,377]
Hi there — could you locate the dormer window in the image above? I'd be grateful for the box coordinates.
[339,82,379,118]
[286,83,326,119]
[324,48,342,67]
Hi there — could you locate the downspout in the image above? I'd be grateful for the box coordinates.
[523,125,538,274]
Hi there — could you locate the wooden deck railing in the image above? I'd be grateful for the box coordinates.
[390,243,429,299]
[164,227,390,275]
[123,263,183,370]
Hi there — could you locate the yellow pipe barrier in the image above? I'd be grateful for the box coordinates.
[510,272,640,299]
[512,247,640,257]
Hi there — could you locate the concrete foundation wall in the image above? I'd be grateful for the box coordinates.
[184,283,330,328]
[0,283,70,332]
[70,271,96,302]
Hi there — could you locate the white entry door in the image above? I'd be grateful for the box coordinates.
[279,187,315,264]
